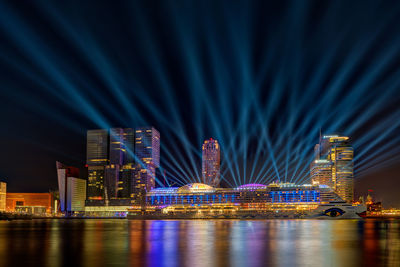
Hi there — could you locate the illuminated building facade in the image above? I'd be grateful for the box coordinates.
[86,129,109,166]
[330,140,354,203]
[135,127,160,167]
[85,127,158,208]
[67,177,86,212]
[86,129,108,200]
[6,193,54,214]
[131,166,149,205]
[310,159,333,188]
[105,164,120,199]
[106,128,136,200]
[202,138,220,187]
[108,127,135,165]
[117,128,135,200]
[15,206,47,215]
[134,127,160,193]
[0,182,6,212]
[118,164,135,198]
[122,128,135,164]
[109,128,125,165]
[56,161,80,212]
[87,166,105,200]
[311,135,354,203]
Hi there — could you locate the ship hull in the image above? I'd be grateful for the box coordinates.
[127,203,366,220]
[305,203,366,219]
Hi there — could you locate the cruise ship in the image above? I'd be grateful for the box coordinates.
[127,182,366,219]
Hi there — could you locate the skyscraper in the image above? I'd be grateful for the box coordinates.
[202,138,220,187]
[329,137,354,203]
[122,128,135,165]
[310,159,333,188]
[311,135,354,203]
[106,128,136,200]
[104,164,120,199]
[109,128,125,165]
[86,129,108,200]
[87,166,105,200]
[86,129,109,166]
[108,128,135,165]
[85,127,160,206]
[118,164,135,198]
[135,127,160,167]
[133,127,160,193]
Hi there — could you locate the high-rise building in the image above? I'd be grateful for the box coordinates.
[87,166,105,200]
[133,127,160,193]
[109,128,125,165]
[0,182,6,212]
[131,165,149,205]
[105,164,120,199]
[86,129,109,166]
[86,129,108,200]
[118,164,135,198]
[122,128,135,165]
[310,159,333,188]
[311,135,354,203]
[135,127,160,167]
[109,128,135,164]
[202,138,221,187]
[329,138,354,203]
[56,161,80,212]
[85,127,159,206]
[106,128,136,200]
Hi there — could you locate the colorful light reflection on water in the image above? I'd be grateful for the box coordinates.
[0,219,399,267]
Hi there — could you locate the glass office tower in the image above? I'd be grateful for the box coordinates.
[202,138,221,187]
[311,135,354,203]
[86,129,108,200]
[134,127,160,193]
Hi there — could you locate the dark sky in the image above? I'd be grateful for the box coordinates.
[0,1,400,206]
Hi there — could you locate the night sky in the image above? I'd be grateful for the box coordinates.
[1,1,400,206]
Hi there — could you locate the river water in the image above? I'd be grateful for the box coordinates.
[0,219,399,267]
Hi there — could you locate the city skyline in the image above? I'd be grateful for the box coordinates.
[84,128,354,187]
[80,127,357,207]
[1,1,400,208]
[1,2,400,266]
[50,127,359,217]
[0,123,396,206]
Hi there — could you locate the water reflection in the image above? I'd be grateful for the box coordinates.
[0,219,399,267]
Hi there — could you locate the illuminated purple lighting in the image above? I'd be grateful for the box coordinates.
[149,187,179,194]
[236,184,267,190]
